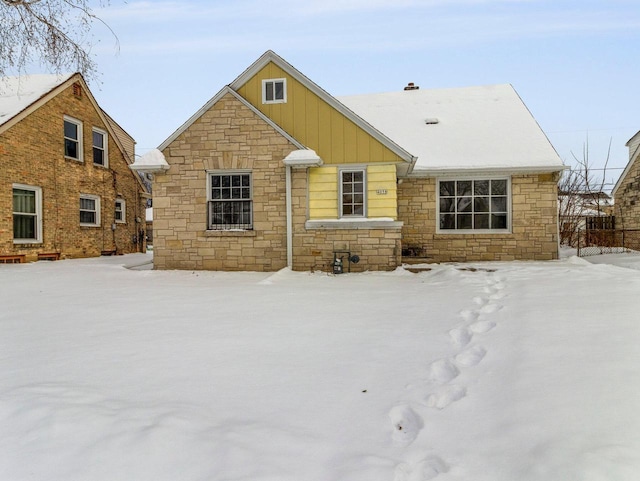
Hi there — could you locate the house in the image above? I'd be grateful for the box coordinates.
[0,73,149,263]
[133,51,564,271]
[612,130,640,230]
[558,190,613,246]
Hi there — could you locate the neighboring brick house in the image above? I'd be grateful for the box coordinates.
[612,130,640,230]
[133,51,564,271]
[1,73,149,262]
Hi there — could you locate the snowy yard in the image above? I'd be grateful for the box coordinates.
[1,253,639,481]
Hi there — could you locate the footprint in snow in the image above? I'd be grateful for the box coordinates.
[455,345,487,367]
[426,384,467,409]
[449,327,472,348]
[469,320,496,334]
[389,405,423,447]
[395,456,451,481]
[472,296,488,306]
[459,309,479,322]
[489,291,506,300]
[428,359,460,384]
[479,303,502,314]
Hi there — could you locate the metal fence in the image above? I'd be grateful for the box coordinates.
[577,229,640,257]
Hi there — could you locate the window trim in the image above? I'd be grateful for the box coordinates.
[339,168,367,218]
[436,177,511,234]
[262,78,287,104]
[92,127,108,167]
[114,198,126,224]
[64,116,83,161]
[12,183,43,244]
[206,170,253,231]
[80,194,101,227]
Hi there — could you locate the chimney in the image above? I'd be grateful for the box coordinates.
[404,82,419,91]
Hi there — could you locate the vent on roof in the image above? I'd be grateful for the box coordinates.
[404,82,419,91]
[424,118,439,125]
[72,83,82,98]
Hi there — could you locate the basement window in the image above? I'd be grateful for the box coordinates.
[262,78,286,104]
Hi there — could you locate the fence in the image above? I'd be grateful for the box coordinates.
[577,229,640,257]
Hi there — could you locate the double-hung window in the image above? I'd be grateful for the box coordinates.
[64,116,83,161]
[262,78,286,104]
[208,172,252,230]
[80,194,101,226]
[115,199,126,223]
[438,178,509,231]
[340,169,366,217]
[13,184,42,243]
[92,128,108,167]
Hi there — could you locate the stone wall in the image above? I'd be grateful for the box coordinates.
[0,81,146,261]
[398,174,560,262]
[154,93,296,271]
[614,155,640,230]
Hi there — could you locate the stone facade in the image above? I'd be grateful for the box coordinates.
[614,154,640,230]
[0,80,147,262]
[155,93,295,271]
[398,173,560,262]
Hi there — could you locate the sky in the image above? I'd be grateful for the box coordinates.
[77,0,640,190]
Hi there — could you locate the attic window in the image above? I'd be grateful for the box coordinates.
[262,78,286,104]
[72,83,82,97]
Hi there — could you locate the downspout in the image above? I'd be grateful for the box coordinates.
[286,164,293,269]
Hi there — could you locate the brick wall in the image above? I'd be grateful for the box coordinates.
[398,174,560,262]
[0,81,146,261]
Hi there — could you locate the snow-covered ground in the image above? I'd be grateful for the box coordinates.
[1,253,639,481]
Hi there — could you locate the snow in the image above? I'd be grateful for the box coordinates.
[1,253,639,480]
[338,85,563,173]
[0,74,74,127]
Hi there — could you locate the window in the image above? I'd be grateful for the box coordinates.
[115,199,126,223]
[340,169,366,217]
[262,78,286,104]
[80,194,100,226]
[207,172,252,230]
[13,184,42,243]
[64,116,83,161]
[438,179,509,231]
[92,128,108,167]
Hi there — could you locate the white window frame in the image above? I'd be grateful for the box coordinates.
[115,198,126,224]
[92,127,108,167]
[206,170,253,230]
[262,78,287,104]
[64,116,83,161]
[339,168,367,218]
[436,177,511,233]
[80,194,101,227]
[12,184,43,244]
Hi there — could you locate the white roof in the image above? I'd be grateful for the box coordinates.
[0,73,74,127]
[338,84,563,174]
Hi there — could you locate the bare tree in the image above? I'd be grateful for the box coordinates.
[558,137,612,246]
[0,0,117,81]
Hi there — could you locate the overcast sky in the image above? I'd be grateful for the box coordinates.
[85,0,639,190]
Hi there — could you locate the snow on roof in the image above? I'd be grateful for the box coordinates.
[338,84,564,173]
[130,149,169,172]
[0,73,74,127]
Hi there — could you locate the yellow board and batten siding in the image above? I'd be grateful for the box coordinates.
[236,62,403,166]
[236,61,400,220]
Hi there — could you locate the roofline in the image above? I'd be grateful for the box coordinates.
[157,86,306,152]
[612,141,640,197]
[625,129,640,146]
[404,164,567,178]
[0,73,76,135]
[228,50,415,166]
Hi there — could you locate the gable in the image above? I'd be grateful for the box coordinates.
[234,60,408,166]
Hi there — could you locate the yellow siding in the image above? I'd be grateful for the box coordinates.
[309,166,338,219]
[236,62,404,165]
[367,164,397,219]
